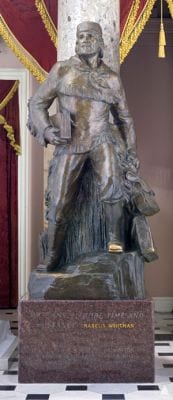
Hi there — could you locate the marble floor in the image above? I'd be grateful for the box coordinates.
[0,309,173,400]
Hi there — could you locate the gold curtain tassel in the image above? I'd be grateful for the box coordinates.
[158,0,166,58]
[159,22,166,46]
[158,45,166,58]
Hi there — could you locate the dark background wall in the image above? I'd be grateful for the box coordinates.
[121,10,173,296]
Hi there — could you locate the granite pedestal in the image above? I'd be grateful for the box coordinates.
[18,298,154,383]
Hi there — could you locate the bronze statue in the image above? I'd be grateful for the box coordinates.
[28,21,159,273]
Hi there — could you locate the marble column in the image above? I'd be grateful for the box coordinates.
[58,0,119,71]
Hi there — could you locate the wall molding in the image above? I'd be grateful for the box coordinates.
[153,297,173,313]
[0,68,30,299]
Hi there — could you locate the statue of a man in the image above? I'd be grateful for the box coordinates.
[28,21,142,271]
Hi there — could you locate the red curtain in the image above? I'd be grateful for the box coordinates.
[120,1,151,36]
[0,80,19,308]
[120,1,157,64]
[120,0,134,36]
[44,0,57,27]
[0,0,57,82]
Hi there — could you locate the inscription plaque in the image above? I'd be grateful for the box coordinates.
[18,298,154,383]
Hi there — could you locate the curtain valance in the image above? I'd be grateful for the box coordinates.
[0,80,21,155]
[0,0,56,82]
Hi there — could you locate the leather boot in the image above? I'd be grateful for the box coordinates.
[45,221,67,271]
[104,201,124,253]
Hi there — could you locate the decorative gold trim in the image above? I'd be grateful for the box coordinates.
[120,0,157,64]
[0,80,19,111]
[166,0,173,18]
[120,0,140,44]
[35,0,57,48]
[120,2,134,41]
[0,114,21,155]
[0,15,47,83]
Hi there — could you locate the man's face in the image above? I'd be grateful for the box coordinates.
[76,30,102,56]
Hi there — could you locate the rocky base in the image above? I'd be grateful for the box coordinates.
[29,251,145,300]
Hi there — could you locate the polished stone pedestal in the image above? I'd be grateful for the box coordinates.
[18,298,154,383]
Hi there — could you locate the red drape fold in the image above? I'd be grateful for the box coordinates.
[0,80,19,308]
[120,0,152,37]
[0,0,56,73]
[120,0,134,36]
[44,0,57,27]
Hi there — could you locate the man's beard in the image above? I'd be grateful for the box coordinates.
[76,42,101,57]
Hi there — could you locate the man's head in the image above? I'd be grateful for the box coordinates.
[75,21,104,58]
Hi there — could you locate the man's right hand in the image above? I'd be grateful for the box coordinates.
[44,126,67,146]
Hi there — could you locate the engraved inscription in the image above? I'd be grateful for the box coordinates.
[83,322,135,329]
[31,310,145,331]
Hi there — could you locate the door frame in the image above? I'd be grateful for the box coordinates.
[0,68,31,299]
